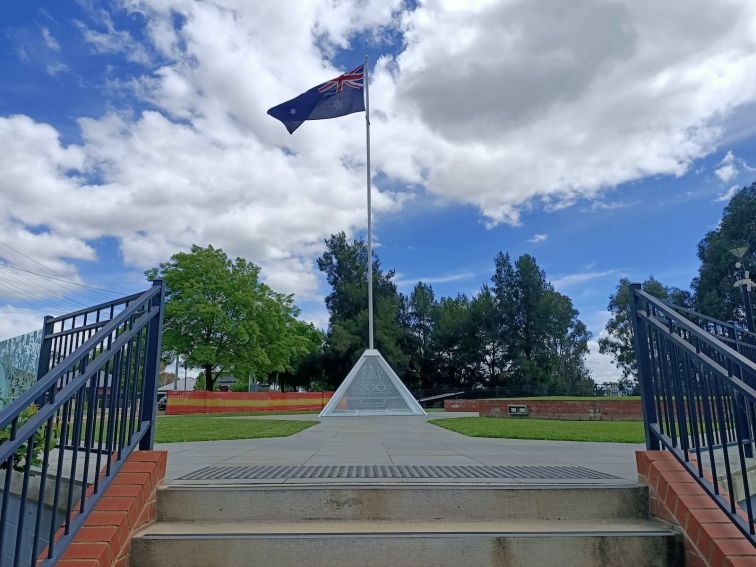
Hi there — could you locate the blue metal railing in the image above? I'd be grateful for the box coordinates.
[0,280,164,566]
[662,301,756,366]
[630,283,756,545]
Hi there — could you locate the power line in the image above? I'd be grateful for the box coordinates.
[0,278,68,313]
[0,268,83,312]
[0,261,125,295]
[0,240,70,278]
[0,264,91,309]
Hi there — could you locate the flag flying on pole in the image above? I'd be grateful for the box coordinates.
[267,63,365,134]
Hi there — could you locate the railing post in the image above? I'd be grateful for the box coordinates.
[36,315,54,380]
[139,279,165,450]
[629,283,660,450]
[742,281,755,333]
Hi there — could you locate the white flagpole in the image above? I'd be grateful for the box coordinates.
[364,54,374,350]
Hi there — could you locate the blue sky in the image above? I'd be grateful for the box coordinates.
[1,1,755,382]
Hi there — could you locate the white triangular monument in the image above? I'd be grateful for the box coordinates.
[320,349,426,416]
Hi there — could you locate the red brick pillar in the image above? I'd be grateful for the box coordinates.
[636,450,756,566]
[52,451,167,567]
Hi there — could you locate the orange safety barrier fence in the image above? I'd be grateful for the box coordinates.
[165,390,333,415]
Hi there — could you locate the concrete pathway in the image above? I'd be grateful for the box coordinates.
[156,413,643,483]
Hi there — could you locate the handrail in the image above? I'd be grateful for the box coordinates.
[46,291,144,324]
[0,309,158,462]
[664,300,756,342]
[630,284,756,545]
[661,300,756,365]
[641,292,756,372]
[0,286,160,432]
[0,280,164,566]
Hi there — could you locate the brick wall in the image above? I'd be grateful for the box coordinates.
[444,398,643,420]
[44,450,167,567]
[636,450,756,566]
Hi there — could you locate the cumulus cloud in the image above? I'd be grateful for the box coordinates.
[2,0,756,337]
[715,151,739,182]
[372,0,756,225]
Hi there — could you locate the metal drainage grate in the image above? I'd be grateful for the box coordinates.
[178,464,617,481]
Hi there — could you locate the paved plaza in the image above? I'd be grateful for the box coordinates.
[157,413,642,484]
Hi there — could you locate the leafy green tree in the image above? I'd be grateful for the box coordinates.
[406,282,437,388]
[431,295,475,389]
[599,276,691,383]
[542,290,593,395]
[491,253,591,392]
[466,285,504,385]
[146,245,316,391]
[693,182,756,323]
[316,233,409,386]
[271,323,326,391]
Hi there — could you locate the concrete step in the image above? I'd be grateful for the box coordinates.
[131,519,683,567]
[157,484,651,523]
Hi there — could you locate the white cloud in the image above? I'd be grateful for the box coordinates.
[715,150,739,182]
[581,310,619,384]
[585,338,620,384]
[0,306,45,340]
[551,269,621,290]
[74,6,152,65]
[2,0,756,323]
[373,0,756,225]
[716,184,741,202]
[394,270,476,287]
[40,27,60,51]
[585,200,639,213]
[299,304,330,332]
[46,62,69,76]
[0,1,404,306]
[527,233,548,243]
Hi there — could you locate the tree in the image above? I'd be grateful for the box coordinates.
[693,182,756,323]
[467,285,504,385]
[491,253,592,393]
[316,233,409,386]
[270,322,326,391]
[146,245,316,391]
[431,295,474,389]
[406,282,437,389]
[599,276,690,383]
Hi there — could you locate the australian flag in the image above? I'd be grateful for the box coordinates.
[267,64,365,134]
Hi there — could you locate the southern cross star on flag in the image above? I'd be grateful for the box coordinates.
[267,63,365,134]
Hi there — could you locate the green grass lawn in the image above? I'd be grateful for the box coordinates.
[154,415,319,443]
[429,417,645,443]
[161,410,321,417]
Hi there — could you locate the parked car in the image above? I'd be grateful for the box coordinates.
[157,396,167,411]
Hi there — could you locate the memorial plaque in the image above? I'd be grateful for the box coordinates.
[321,349,425,416]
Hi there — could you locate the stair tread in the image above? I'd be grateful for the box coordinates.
[138,518,676,537]
[161,483,643,491]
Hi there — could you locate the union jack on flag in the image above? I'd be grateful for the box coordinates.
[318,64,364,93]
[267,63,366,134]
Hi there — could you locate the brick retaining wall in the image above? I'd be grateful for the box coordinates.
[43,450,167,567]
[636,450,756,566]
[444,398,643,420]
